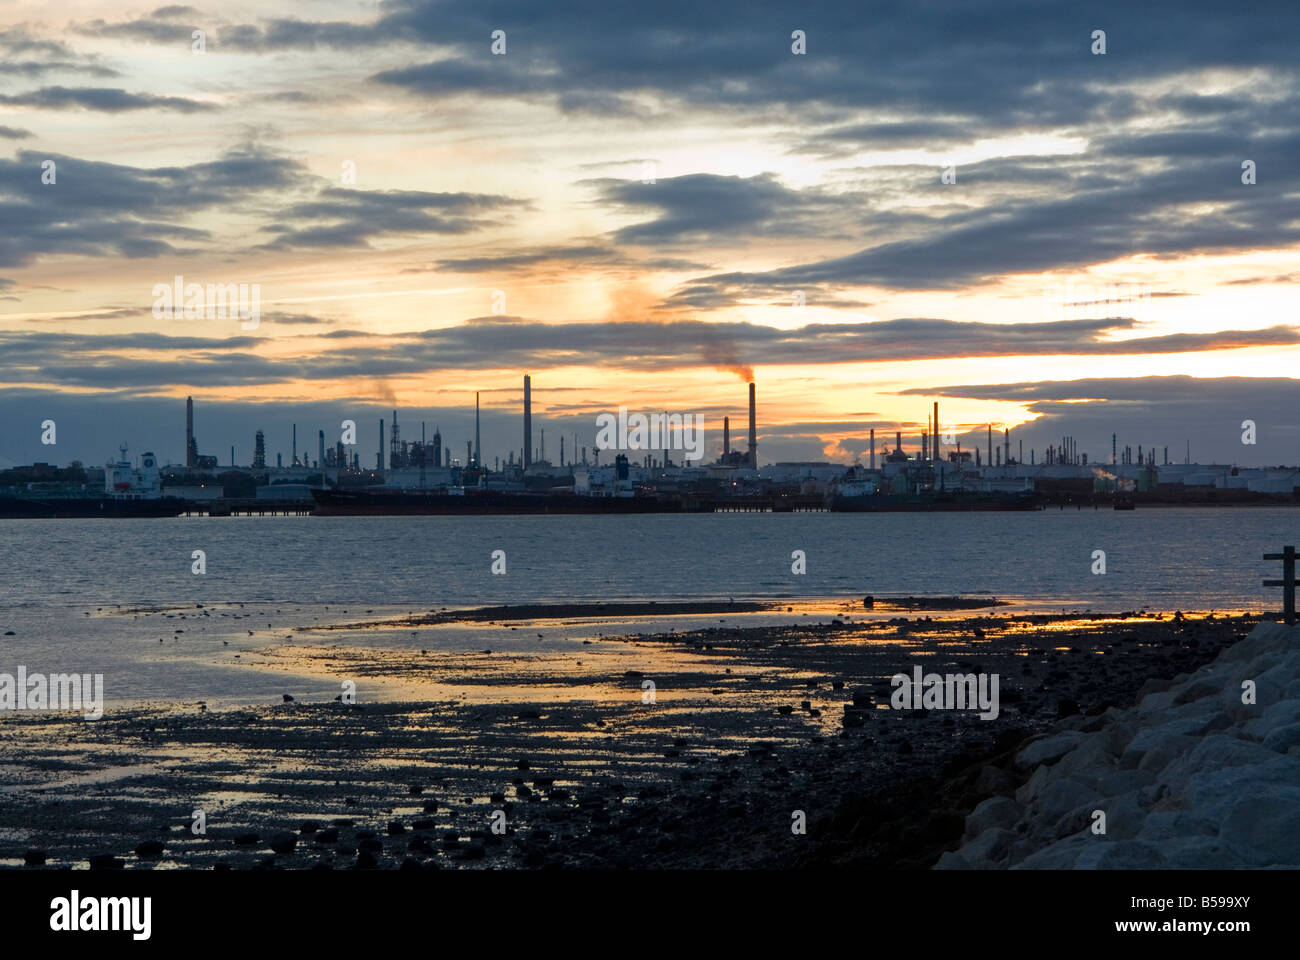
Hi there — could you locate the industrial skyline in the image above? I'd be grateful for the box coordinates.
[45,377,1292,477]
[2,3,1299,474]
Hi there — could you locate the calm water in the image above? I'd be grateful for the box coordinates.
[1,507,1295,610]
[0,508,1294,705]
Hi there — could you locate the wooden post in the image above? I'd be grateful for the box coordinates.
[1263,546,1298,625]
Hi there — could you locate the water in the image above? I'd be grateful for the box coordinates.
[2,508,1293,608]
[1,508,1294,705]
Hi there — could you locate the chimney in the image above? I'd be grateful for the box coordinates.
[987,424,992,470]
[869,428,875,470]
[378,419,384,471]
[523,374,532,469]
[475,392,481,467]
[318,430,325,476]
[292,423,297,466]
[895,430,902,456]
[185,396,195,467]
[933,401,940,461]
[723,416,730,455]
[747,382,757,468]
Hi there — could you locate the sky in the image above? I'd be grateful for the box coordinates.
[1,0,1298,469]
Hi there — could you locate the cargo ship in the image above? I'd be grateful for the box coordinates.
[830,480,1040,512]
[0,446,186,519]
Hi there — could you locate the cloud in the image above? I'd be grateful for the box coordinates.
[0,146,306,269]
[0,145,516,269]
[592,173,860,245]
[899,375,1300,464]
[0,126,34,140]
[258,187,519,250]
[0,86,215,113]
[1,316,1295,393]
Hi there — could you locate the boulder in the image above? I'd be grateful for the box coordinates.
[1015,731,1087,769]
[963,795,1022,840]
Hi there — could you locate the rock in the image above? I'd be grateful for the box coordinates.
[1032,779,1102,825]
[963,795,1021,840]
[1016,731,1087,768]
[1132,733,1199,774]
[88,854,125,870]
[269,832,298,854]
[387,820,406,835]
[971,764,1017,796]
[1219,794,1300,865]
[948,622,1300,868]
[134,840,165,859]
[22,849,47,866]
[232,832,260,846]
[1073,839,1167,869]
[1262,722,1300,753]
[961,826,1016,863]
[355,850,379,869]
[1011,835,1091,869]
[314,828,339,843]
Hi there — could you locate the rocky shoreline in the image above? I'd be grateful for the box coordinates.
[937,620,1300,868]
[0,607,1261,869]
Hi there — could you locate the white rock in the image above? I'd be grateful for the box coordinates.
[963,795,1022,840]
[1016,730,1087,768]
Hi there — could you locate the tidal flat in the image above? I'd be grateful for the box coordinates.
[0,600,1256,869]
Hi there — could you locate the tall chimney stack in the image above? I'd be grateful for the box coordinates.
[723,416,730,455]
[523,375,532,469]
[474,392,481,468]
[870,428,875,470]
[933,401,940,461]
[318,430,325,475]
[185,396,195,467]
[378,419,384,471]
[747,382,757,468]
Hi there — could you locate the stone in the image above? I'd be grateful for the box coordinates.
[963,795,1022,840]
[1015,731,1087,768]
[134,840,165,859]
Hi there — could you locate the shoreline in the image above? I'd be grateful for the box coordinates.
[0,605,1262,869]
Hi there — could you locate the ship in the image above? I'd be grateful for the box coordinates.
[0,446,186,519]
[310,486,687,516]
[830,480,1040,512]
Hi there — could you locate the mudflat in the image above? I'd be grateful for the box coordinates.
[0,604,1255,869]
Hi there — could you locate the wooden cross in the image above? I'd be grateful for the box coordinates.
[1264,546,1298,625]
